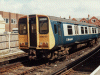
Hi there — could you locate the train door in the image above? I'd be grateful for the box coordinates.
[29,17,37,47]
[54,24,58,45]
[57,23,63,45]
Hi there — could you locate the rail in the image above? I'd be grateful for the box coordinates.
[51,45,100,75]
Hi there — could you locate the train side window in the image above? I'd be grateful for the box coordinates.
[81,27,84,34]
[95,28,96,33]
[92,28,94,33]
[54,24,57,34]
[68,25,72,35]
[85,27,88,34]
[97,28,99,33]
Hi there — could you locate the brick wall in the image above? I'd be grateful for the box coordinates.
[0,11,3,16]
[10,13,17,32]
[0,11,25,32]
[3,12,10,32]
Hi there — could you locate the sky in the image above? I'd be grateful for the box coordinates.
[0,0,100,19]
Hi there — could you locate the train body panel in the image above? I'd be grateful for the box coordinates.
[48,19,55,49]
[18,15,99,50]
[50,20,99,49]
[18,16,29,49]
[19,34,28,49]
[50,20,64,46]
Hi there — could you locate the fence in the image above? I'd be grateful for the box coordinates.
[0,33,19,50]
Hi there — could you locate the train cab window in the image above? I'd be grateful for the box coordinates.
[68,25,72,35]
[18,18,27,34]
[54,24,57,34]
[85,27,88,34]
[19,24,27,34]
[39,17,48,34]
[81,27,84,34]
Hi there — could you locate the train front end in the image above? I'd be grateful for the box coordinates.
[18,15,55,59]
[18,16,29,49]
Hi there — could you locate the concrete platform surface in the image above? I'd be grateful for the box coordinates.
[0,48,28,62]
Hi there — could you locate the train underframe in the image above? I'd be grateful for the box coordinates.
[28,38,99,60]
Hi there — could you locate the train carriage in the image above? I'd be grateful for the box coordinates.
[18,14,99,59]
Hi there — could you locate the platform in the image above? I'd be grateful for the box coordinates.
[0,48,28,63]
[90,65,100,75]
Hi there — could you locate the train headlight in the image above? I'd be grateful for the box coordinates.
[20,43,24,46]
[40,42,43,45]
[39,42,48,47]
[20,42,28,47]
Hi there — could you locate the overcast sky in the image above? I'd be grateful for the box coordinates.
[0,0,100,19]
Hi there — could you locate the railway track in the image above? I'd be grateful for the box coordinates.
[49,43,100,75]
[0,57,50,75]
[24,44,100,75]
[0,43,100,75]
[53,48,100,75]
[0,62,23,73]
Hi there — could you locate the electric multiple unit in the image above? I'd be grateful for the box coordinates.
[18,14,99,59]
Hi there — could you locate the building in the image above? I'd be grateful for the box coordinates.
[71,15,100,26]
[0,15,5,33]
[0,11,25,32]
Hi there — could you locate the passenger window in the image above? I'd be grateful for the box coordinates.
[54,24,57,34]
[81,27,84,34]
[68,25,72,35]
[92,28,94,33]
[95,28,96,33]
[85,27,88,34]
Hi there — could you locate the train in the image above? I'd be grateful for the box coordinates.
[18,14,100,60]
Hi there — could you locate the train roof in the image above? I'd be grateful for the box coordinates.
[29,14,98,27]
[48,16,97,27]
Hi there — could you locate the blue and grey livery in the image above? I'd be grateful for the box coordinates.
[48,16,99,48]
